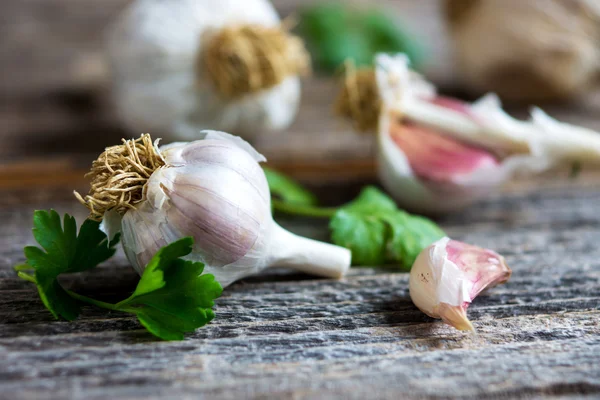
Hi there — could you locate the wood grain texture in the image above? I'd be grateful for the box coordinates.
[1,179,600,399]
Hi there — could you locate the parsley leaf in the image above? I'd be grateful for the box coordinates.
[299,3,424,72]
[114,237,223,341]
[330,186,445,269]
[17,212,223,340]
[19,210,120,320]
[263,166,317,206]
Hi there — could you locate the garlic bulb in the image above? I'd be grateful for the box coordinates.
[106,0,309,142]
[342,54,600,214]
[77,131,350,288]
[409,237,511,331]
[445,0,600,102]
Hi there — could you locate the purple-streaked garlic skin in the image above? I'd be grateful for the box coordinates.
[121,131,351,287]
[123,137,272,282]
[409,237,511,331]
[444,239,511,299]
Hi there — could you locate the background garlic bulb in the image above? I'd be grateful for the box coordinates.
[445,0,600,102]
[409,237,511,331]
[78,131,350,288]
[106,0,308,142]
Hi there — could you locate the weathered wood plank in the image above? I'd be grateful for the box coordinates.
[1,175,600,399]
[2,336,600,399]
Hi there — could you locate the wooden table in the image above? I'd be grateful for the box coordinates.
[2,175,600,399]
[2,0,600,398]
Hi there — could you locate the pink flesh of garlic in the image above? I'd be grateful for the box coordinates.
[389,117,500,183]
[409,237,511,331]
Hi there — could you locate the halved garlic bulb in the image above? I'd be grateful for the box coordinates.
[374,54,600,214]
[409,237,511,331]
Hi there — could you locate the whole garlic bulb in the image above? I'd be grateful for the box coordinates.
[78,131,351,288]
[409,237,511,331]
[445,0,600,102]
[106,0,307,142]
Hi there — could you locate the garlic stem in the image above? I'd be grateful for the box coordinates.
[268,223,351,279]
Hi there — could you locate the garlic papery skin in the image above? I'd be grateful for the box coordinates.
[373,53,600,214]
[117,131,350,288]
[409,237,511,331]
[445,0,600,102]
[106,0,306,142]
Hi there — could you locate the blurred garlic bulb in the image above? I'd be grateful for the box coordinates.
[409,237,511,331]
[338,53,600,214]
[444,0,600,102]
[76,131,350,288]
[106,0,309,142]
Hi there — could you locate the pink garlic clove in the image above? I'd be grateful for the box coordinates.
[389,118,499,183]
[409,237,511,331]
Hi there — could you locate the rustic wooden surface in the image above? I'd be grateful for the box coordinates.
[2,0,600,399]
[1,177,600,399]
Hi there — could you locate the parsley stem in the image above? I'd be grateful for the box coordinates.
[66,290,121,311]
[14,264,34,272]
[272,199,337,219]
[17,271,36,284]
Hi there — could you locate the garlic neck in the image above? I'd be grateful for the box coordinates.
[266,222,351,279]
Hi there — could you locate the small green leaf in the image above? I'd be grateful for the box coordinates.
[330,209,389,265]
[116,237,223,341]
[263,167,317,207]
[299,2,425,72]
[35,271,81,321]
[18,210,120,320]
[330,187,445,269]
[384,212,446,270]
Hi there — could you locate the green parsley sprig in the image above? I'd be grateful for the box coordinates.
[16,210,222,340]
[15,210,121,320]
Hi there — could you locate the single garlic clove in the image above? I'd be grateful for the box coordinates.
[409,237,511,331]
